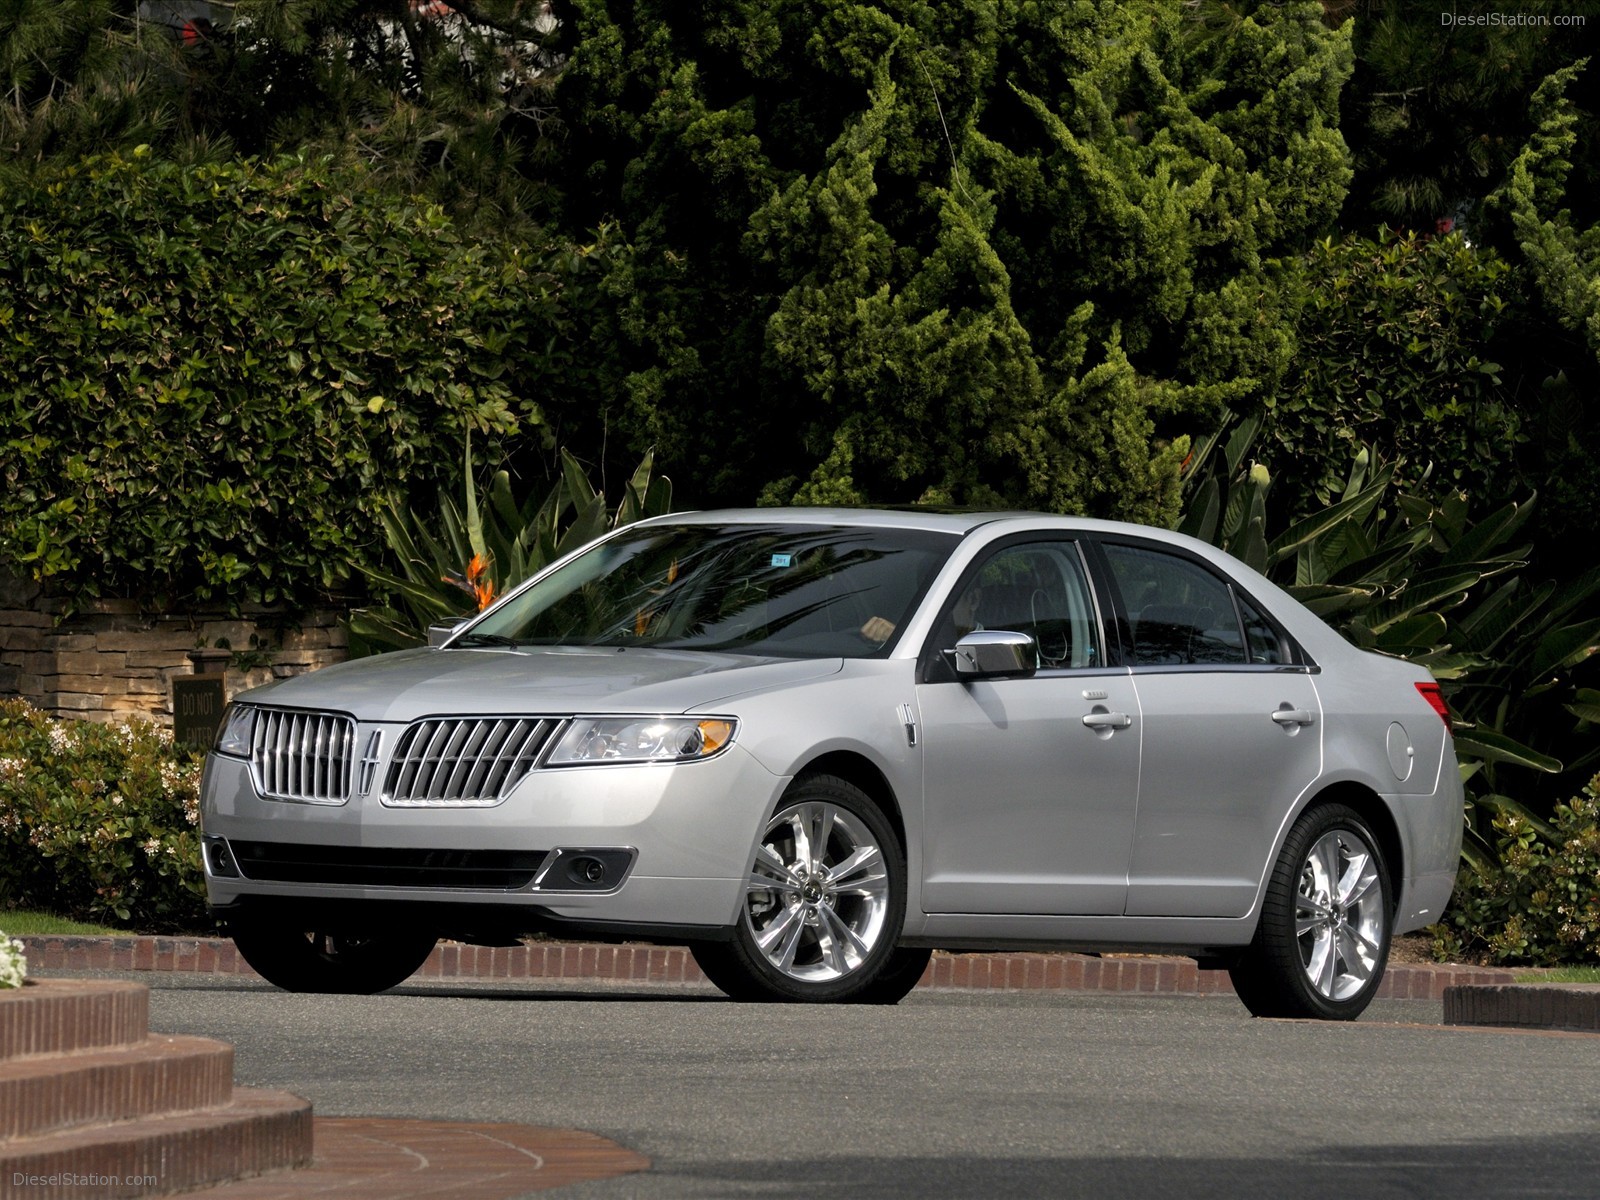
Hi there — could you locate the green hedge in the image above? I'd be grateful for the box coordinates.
[1434,771,1600,966]
[0,700,208,932]
[0,149,612,611]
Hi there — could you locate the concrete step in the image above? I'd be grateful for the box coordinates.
[0,1035,234,1142]
[0,1086,313,1200]
[0,980,148,1060]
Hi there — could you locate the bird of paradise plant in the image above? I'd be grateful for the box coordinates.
[346,435,672,655]
[444,552,497,611]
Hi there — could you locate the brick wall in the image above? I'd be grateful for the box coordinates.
[0,572,347,725]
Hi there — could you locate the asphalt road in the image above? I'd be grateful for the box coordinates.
[129,974,1600,1200]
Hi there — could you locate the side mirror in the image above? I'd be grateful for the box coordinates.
[947,630,1038,679]
[427,617,469,647]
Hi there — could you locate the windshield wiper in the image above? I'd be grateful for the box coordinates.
[449,633,524,648]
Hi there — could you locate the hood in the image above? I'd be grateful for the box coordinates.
[232,646,843,723]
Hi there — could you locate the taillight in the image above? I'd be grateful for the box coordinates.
[1415,681,1452,733]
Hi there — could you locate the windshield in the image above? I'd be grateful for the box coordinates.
[460,523,957,658]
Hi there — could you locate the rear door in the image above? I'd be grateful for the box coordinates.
[1092,539,1323,918]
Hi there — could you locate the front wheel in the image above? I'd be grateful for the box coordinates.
[229,913,437,994]
[692,774,915,1003]
[1230,804,1392,1020]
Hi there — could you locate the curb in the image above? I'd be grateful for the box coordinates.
[1444,983,1600,1033]
[19,935,1516,1003]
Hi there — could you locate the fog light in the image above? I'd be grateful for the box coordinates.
[203,836,240,878]
[533,847,635,892]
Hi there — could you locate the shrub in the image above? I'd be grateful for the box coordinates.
[0,700,208,932]
[1433,772,1600,966]
[0,932,23,988]
[0,149,618,612]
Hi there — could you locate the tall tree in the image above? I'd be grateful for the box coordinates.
[547,0,1353,516]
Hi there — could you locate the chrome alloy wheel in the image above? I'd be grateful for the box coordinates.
[743,800,891,983]
[1295,827,1385,1001]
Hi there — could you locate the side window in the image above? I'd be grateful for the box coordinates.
[1102,544,1247,667]
[940,542,1102,670]
[1238,594,1285,665]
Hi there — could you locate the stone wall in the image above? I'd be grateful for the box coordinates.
[0,572,348,724]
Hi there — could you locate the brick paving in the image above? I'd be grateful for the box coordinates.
[185,1118,650,1199]
[18,935,1518,1002]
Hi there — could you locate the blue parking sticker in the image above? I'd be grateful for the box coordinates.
[770,553,793,568]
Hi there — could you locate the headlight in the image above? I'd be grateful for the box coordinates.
[546,716,736,765]
[215,705,257,758]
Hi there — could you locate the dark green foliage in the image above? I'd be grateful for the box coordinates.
[198,0,565,231]
[1433,773,1600,966]
[0,0,182,165]
[548,0,1354,518]
[0,699,208,932]
[347,439,673,655]
[1336,0,1600,236]
[0,0,565,231]
[0,150,613,611]
[1498,59,1600,363]
[1258,230,1525,513]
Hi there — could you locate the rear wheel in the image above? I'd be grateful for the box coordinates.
[691,774,915,1003]
[1230,804,1392,1020]
[229,914,437,994]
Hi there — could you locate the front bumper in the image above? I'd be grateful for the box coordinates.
[200,741,785,933]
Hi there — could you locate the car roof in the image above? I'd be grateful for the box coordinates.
[635,507,1142,537]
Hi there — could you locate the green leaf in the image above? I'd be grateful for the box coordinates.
[1453,726,1562,773]
[1470,793,1558,842]
[1530,619,1600,682]
[1265,466,1394,569]
[1438,496,1535,567]
[1563,688,1600,723]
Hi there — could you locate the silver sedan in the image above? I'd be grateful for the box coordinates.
[200,509,1462,1019]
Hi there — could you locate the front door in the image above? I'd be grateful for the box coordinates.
[916,539,1141,916]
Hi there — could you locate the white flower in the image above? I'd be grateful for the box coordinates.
[142,837,161,855]
[0,933,26,989]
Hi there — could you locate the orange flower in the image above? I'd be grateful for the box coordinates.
[440,554,498,611]
[466,555,496,610]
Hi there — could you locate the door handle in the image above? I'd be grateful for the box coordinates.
[1270,709,1316,726]
[1082,711,1132,730]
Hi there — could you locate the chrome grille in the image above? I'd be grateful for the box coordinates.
[250,709,355,804]
[382,718,555,807]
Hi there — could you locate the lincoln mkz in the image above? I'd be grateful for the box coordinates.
[200,510,1461,1018]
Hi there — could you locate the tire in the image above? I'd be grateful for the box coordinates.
[229,913,437,995]
[1229,803,1392,1020]
[691,774,913,1003]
